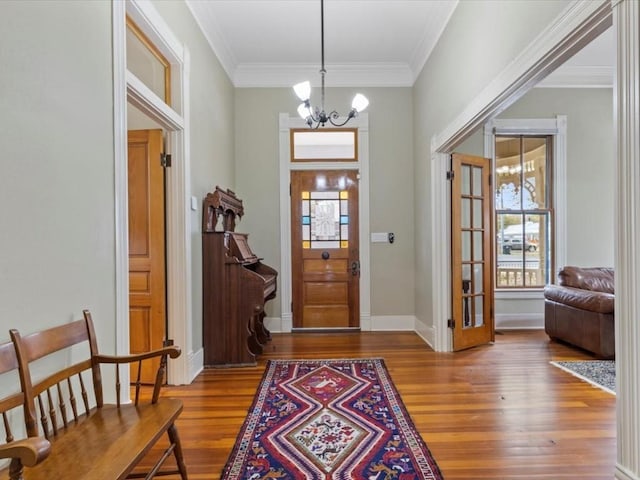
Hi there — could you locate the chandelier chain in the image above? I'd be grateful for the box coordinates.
[292,0,368,128]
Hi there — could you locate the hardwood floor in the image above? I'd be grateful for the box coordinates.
[147,330,616,479]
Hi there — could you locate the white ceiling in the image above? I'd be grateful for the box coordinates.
[185,0,614,89]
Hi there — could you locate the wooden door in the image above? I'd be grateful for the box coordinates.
[127,129,166,382]
[291,170,360,329]
[451,153,494,350]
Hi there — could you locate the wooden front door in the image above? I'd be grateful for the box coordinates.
[291,170,360,329]
[127,129,166,382]
[451,153,495,350]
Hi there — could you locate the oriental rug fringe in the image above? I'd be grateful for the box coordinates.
[221,358,443,479]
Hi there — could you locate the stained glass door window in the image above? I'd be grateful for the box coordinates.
[301,191,349,249]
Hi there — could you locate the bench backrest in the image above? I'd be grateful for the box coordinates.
[8,310,177,444]
[10,315,103,440]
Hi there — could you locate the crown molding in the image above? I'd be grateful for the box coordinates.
[185,0,433,88]
[408,0,459,81]
[185,0,237,82]
[536,65,614,88]
[234,62,414,88]
[186,0,609,90]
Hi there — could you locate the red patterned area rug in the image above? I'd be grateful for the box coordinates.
[221,358,444,479]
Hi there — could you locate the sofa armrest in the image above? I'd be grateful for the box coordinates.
[544,284,614,314]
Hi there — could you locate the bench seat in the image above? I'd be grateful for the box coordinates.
[20,399,183,479]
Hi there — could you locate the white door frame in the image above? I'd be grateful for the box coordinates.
[429,0,612,352]
[278,113,371,332]
[112,0,193,385]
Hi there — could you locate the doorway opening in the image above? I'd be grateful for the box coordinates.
[113,0,192,386]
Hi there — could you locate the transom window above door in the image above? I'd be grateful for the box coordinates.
[126,17,171,106]
[291,129,357,161]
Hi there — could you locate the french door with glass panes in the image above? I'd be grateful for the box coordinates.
[451,153,494,350]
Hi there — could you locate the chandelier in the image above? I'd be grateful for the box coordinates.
[293,0,369,128]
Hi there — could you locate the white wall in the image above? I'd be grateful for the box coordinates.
[0,0,116,345]
[234,87,415,319]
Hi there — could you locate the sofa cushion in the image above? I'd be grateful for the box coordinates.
[558,266,614,294]
[544,284,614,314]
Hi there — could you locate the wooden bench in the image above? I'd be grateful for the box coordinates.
[0,310,188,480]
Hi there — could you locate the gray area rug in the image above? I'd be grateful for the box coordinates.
[550,360,616,394]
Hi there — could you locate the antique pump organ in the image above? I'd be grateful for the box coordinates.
[202,187,277,366]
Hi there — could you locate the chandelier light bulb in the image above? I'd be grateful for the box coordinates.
[351,93,369,113]
[293,81,311,102]
[297,103,310,120]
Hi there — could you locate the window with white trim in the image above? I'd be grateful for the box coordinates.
[484,116,567,292]
[495,135,552,288]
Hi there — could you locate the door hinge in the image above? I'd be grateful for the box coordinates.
[161,153,172,168]
[446,170,454,180]
[489,173,492,186]
[447,319,455,329]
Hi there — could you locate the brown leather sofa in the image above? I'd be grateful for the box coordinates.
[544,266,615,358]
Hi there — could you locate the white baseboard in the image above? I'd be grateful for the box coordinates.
[264,316,285,333]
[188,347,204,383]
[265,315,417,333]
[495,313,544,330]
[414,316,437,350]
[615,465,640,480]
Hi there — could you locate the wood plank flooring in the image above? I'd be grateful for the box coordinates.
[146,330,616,479]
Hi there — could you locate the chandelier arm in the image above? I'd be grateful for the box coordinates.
[328,110,357,127]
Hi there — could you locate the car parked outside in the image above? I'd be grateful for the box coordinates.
[504,235,538,252]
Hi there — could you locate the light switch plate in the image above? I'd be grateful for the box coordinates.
[191,196,198,211]
[371,232,388,243]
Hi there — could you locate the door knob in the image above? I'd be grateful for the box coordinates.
[322,251,330,260]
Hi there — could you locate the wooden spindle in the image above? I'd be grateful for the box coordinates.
[67,377,78,422]
[134,360,142,406]
[37,395,49,440]
[153,353,167,404]
[57,382,68,428]
[47,388,57,435]
[3,411,13,443]
[116,363,121,408]
[78,373,89,414]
